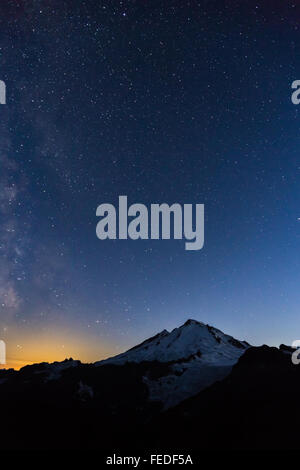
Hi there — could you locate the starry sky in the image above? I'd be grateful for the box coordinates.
[1,0,300,369]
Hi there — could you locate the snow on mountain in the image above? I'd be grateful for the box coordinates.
[0,320,249,410]
[96,319,250,408]
[96,319,248,366]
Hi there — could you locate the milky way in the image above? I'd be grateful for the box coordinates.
[1,0,300,368]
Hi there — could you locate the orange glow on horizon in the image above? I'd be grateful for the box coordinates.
[0,328,118,371]
[1,358,35,371]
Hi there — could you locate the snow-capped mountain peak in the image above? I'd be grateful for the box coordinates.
[96,319,248,367]
[95,319,249,408]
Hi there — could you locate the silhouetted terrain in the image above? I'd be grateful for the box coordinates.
[0,359,164,449]
[153,345,300,450]
[0,321,299,450]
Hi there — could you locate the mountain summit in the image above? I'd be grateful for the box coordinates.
[97,318,249,366]
[0,319,254,449]
[96,319,249,408]
[0,320,250,415]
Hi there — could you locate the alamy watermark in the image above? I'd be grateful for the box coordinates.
[0,80,6,104]
[96,196,204,251]
[291,340,300,365]
[0,340,6,365]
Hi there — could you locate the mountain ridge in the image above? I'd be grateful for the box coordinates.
[0,319,298,450]
[1,319,249,409]
[95,318,249,368]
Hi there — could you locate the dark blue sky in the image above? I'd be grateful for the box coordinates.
[1,0,300,368]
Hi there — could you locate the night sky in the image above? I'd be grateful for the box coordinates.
[1,0,300,369]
